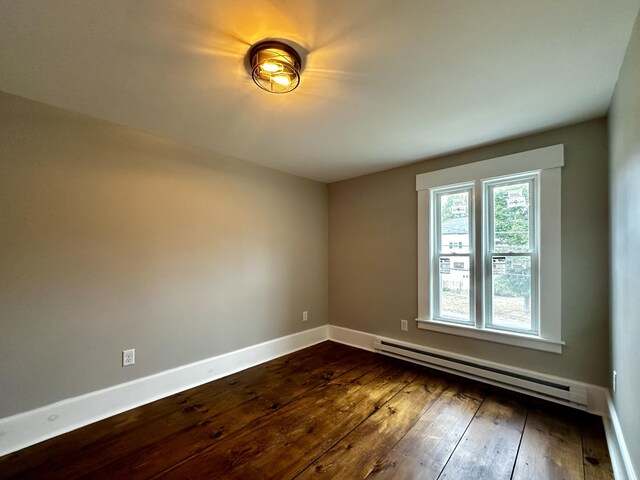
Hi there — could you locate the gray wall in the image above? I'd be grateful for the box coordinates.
[0,92,328,418]
[329,118,610,385]
[609,10,640,475]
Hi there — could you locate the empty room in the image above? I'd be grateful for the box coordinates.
[1,1,639,479]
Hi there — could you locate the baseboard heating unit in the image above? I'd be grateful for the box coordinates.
[373,338,588,406]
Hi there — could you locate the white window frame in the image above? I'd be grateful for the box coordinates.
[416,145,564,354]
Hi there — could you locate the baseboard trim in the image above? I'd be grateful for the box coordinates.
[602,391,637,480]
[327,324,377,352]
[0,325,328,457]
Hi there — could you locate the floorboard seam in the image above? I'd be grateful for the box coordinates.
[579,419,587,480]
[509,406,530,480]
[435,393,486,480]
[580,426,587,480]
[364,377,455,479]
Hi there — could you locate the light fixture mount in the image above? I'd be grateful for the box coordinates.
[249,40,302,94]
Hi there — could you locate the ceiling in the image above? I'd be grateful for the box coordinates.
[1,0,638,183]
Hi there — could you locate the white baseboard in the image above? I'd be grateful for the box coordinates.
[327,324,377,352]
[0,325,328,457]
[602,391,637,480]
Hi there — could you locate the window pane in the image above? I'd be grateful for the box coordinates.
[439,191,470,254]
[492,182,530,253]
[490,255,532,331]
[438,255,471,322]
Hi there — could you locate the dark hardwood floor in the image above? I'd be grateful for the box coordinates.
[0,341,613,479]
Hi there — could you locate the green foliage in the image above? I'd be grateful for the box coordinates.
[494,262,530,298]
[493,183,529,252]
[493,183,530,298]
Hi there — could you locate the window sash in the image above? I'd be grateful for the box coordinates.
[484,175,539,335]
[431,186,474,325]
[433,253,473,325]
[434,186,473,255]
[485,252,538,334]
[485,176,536,254]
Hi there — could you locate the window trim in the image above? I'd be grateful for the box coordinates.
[416,145,564,354]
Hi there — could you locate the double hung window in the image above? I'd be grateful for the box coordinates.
[416,145,564,353]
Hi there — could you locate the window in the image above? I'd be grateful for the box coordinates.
[416,145,564,353]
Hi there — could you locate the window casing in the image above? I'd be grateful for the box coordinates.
[416,145,564,353]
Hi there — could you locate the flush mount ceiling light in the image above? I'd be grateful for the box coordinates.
[249,40,302,94]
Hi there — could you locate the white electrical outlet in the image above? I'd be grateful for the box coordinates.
[613,370,617,393]
[122,349,135,367]
[401,319,408,331]
[303,311,308,322]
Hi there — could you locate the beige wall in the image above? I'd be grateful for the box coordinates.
[0,92,328,417]
[609,10,640,475]
[329,118,610,385]
[0,83,617,422]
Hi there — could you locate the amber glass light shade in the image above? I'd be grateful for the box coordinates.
[249,41,301,94]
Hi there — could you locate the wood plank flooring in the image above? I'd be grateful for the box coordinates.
[0,341,613,480]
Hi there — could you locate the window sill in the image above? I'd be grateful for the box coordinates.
[415,318,564,354]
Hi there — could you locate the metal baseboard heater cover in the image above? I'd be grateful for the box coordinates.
[373,338,587,406]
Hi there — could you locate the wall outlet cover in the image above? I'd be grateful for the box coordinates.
[122,349,135,367]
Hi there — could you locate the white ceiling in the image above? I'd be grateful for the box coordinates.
[1,1,638,182]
